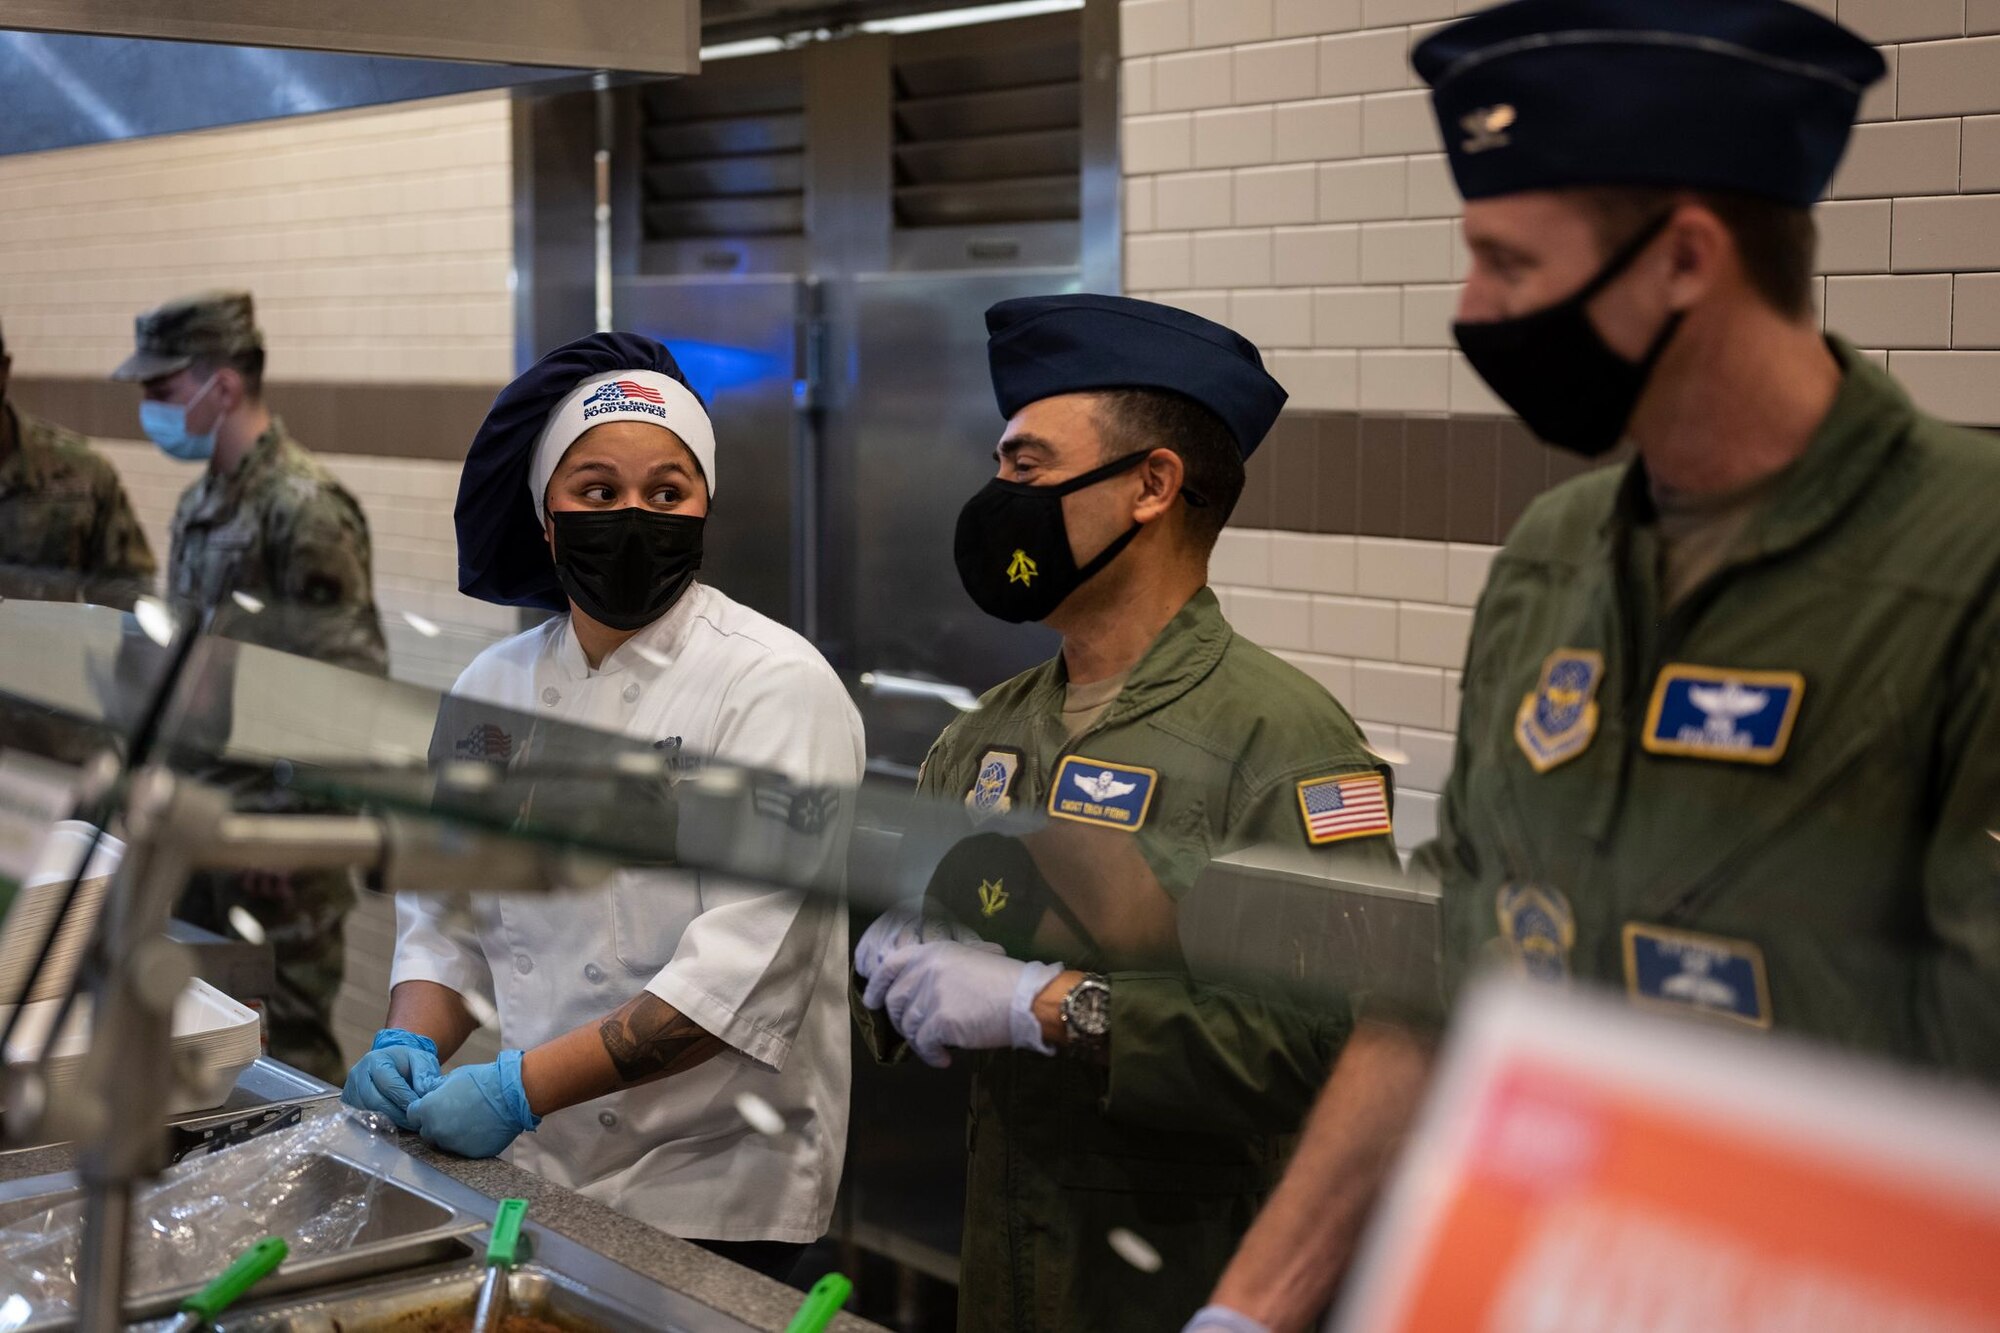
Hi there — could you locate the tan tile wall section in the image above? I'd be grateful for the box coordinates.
[1123,0,2000,841]
[0,94,523,695]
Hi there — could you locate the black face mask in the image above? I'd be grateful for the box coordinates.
[549,507,704,632]
[1454,211,1683,458]
[954,449,1151,624]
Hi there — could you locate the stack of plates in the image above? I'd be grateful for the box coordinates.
[2,823,263,1115]
[3,978,264,1115]
[0,820,124,1006]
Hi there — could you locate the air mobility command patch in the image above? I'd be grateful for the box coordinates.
[1047,756,1157,831]
[1496,883,1575,983]
[1296,772,1393,845]
[1643,665,1804,765]
[1622,923,1772,1029]
[1515,649,1603,773]
[965,748,1022,824]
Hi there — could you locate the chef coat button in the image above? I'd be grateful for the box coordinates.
[622,683,641,703]
[584,963,605,984]
[541,686,560,706]
[598,1111,618,1129]
[514,953,534,975]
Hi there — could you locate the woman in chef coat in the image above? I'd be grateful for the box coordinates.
[342,332,863,1278]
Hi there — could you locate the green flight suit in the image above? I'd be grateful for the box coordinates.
[857,588,1399,1332]
[1421,343,2000,1078]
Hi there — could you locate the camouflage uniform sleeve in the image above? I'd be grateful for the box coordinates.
[261,484,390,676]
[87,455,157,585]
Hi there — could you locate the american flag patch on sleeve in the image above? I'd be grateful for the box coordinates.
[1295,772,1392,845]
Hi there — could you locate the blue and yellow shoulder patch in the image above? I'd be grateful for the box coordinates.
[1622,923,1772,1029]
[1495,883,1575,983]
[1643,665,1804,765]
[964,747,1022,824]
[1514,649,1603,773]
[1047,756,1157,831]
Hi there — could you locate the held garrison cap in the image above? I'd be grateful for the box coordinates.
[1413,0,1886,208]
[457,331,707,611]
[985,294,1289,459]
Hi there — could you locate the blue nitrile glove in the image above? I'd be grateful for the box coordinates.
[342,1029,444,1130]
[406,1049,541,1158]
[1182,1306,1273,1333]
[871,939,1064,1068]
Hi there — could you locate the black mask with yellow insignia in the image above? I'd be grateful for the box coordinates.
[953,449,1150,624]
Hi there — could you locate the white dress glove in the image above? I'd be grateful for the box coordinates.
[869,938,1065,1068]
[853,898,997,980]
[1182,1306,1274,1333]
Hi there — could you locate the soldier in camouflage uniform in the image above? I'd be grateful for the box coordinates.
[114,290,389,1083]
[0,317,155,604]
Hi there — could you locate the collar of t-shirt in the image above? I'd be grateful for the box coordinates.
[1061,669,1131,741]
[1648,465,1792,610]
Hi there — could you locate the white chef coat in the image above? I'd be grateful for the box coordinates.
[392,581,862,1243]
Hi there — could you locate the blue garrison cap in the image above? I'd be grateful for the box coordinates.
[456,331,698,611]
[986,294,1289,459]
[1414,0,1885,208]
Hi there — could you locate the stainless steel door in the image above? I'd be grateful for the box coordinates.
[613,275,803,627]
[831,269,1075,700]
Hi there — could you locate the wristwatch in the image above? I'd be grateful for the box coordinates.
[1059,973,1111,1054]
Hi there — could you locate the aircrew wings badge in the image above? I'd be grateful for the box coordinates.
[1515,648,1603,773]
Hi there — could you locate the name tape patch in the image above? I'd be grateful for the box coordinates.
[1047,756,1157,832]
[1643,665,1804,765]
[1296,772,1393,845]
[1623,923,1772,1029]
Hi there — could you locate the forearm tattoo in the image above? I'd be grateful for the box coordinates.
[599,992,724,1084]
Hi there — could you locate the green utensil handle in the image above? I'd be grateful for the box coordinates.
[487,1197,529,1267]
[182,1236,289,1322]
[783,1273,852,1333]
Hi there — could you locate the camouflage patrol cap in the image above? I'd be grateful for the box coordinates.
[110,289,262,383]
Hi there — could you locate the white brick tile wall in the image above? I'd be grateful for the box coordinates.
[1,96,520,696]
[1955,272,2000,346]
[1274,224,1361,284]
[1311,594,1398,659]
[1124,0,2000,809]
[1234,38,1322,104]
[1269,531,1357,592]
[1275,0,1363,38]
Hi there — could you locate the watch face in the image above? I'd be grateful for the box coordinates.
[1069,982,1111,1037]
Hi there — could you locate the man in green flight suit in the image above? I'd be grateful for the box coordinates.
[853,295,1401,1331]
[1197,4,2000,1332]
[0,316,155,603]
[113,290,390,1083]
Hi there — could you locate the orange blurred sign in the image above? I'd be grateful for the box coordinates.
[1336,981,2000,1333]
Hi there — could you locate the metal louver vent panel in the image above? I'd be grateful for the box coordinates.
[642,53,805,241]
[891,14,1080,230]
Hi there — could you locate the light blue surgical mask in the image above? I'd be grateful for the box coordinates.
[140,373,220,461]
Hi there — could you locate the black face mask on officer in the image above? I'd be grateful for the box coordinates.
[954,449,1153,624]
[1454,211,1683,459]
[549,507,704,631]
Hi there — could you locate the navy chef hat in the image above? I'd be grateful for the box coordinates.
[1414,0,1886,209]
[986,294,1289,459]
[457,331,712,610]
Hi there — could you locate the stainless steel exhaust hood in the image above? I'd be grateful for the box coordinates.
[0,0,700,157]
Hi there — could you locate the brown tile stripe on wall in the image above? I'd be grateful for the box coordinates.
[1235,408,1616,544]
[9,377,505,463]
